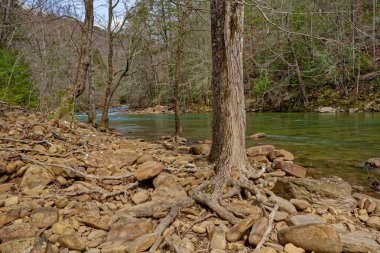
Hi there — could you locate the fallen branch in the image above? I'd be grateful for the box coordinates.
[21,156,134,180]
[255,204,278,250]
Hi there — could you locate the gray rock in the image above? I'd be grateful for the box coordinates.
[270,195,297,214]
[31,207,58,229]
[273,176,356,212]
[287,214,325,226]
[278,224,342,253]
[339,231,380,253]
[316,106,336,113]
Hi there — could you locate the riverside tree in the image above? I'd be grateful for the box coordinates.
[193,0,264,224]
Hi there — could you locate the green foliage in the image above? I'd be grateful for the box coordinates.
[0,49,37,107]
[253,75,270,95]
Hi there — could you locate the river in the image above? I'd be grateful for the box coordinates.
[76,110,380,192]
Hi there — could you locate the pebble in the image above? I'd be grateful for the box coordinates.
[290,199,310,211]
[192,225,206,234]
[284,243,305,253]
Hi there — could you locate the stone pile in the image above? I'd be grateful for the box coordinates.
[0,103,379,253]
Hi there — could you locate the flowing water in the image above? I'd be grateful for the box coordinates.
[77,111,380,192]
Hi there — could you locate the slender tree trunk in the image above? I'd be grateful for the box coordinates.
[173,1,189,137]
[100,0,114,129]
[0,0,12,48]
[87,57,96,125]
[373,0,377,68]
[56,0,94,119]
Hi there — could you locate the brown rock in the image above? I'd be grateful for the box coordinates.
[20,165,54,189]
[278,224,343,253]
[275,161,306,178]
[126,233,157,253]
[134,161,164,181]
[250,132,266,139]
[189,144,211,155]
[247,145,275,157]
[274,149,295,161]
[226,214,259,242]
[0,223,39,242]
[132,191,149,204]
[365,158,380,169]
[0,211,19,227]
[290,199,310,211]
[224,201,263,217]
[57,233,86,251]
[107,219,154,244]
[366,216,380,230]
[0,183,14,193]
[248,217,268,246]
[0,237,52,253]
[79,216,110,231]
[85,149,137,170]
[31,207,58,228]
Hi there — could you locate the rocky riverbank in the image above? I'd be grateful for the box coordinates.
[0,103,380,253]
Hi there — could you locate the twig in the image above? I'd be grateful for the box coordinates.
[255,204,278,250]
[21,156,134,180]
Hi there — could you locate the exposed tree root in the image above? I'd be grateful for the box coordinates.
[255,204,278,250]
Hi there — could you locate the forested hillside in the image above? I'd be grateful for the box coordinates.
[1,0,379,113]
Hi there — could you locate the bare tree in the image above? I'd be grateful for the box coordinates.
[194,0,261,224]
[56,0,94,119]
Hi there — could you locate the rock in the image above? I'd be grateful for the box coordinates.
[352,193,380,208]
[365,158,380,169]
[290,199,310,211]
[6,160,25,174]
[253,246,277,253]
[4,196,18,207]
[20,164,55,189]
[224,201,263,217]
[210,224,227,250]
[274,149,294,161]
[273,176,356,212]
[51,222,75,235]
[194,168,214,179]
[366,216,380,230]
[278,224,342,253]
[107,219,154,244]
[247,145,275,157]
[287,214,325,226]
[210,249,225,253]
[274,162,306,178]
[192,225,206,234]
[316,106,336,113]
[57,233,86,251]
[132,191,149,204]
[274,211,289,221]
[0,236,52,253]
[85,149,137,170]
[249,155,270,167]
[126,233,157,253]
[0,183,14,193]
[248,217,268,246]
[331,223,348,234]
[358,198,377,213]
[189,144,211,155]
[364,99,380,112]
[284,243,305,253]
[55,197,69,208]
[0,211,19,226]
[270,195,297,214]
[226,214,259,242]
[79,216,110,231]
[339,230,380,253]
[250,133,266,139]
[31,207,58,228]
[134,161,164,181]
[101,245,126,253]
[0,223,39,242]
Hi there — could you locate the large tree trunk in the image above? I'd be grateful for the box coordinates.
[194,0,264,225]
[100,0,114,129]
[56,0,94,119]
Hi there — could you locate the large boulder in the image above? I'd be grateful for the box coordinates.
[272,176,356,212]
[20,165,54,189]
[339,230,380,253]
[278,224,342,253]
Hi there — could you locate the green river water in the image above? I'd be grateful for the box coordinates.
[77,111,380,192]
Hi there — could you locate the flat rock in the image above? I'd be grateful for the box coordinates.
[274,162,306,178]
[274,149,295,161]
[273,176,356,212]
[247,145,275,157]
[250,133,266,139]
[367,216,380,230]
[274,211,289,221]
[365,158,380,169]
[0,211,19,227]
[79,216,110,231]
[4,196,18,206]
[226,214,259,242]
[0,237,51,253]
[51,222,75,235]
[316,106,336,113]
[132,191,149,204]
[224,201,263,217]
[189,144,211,155]
[85,149,137,170]
[270,195,297,214]
[339,230,380,253]
[31,207,58,228]
[248,217,268,246]
[107,219,154,244]
[57,233,86,251]
[20,164,54,189]
[290,199,310,211]
[287,214,325,226]
[278,224,342,253]
[126,233,158,253]
[134,161,164,181]
[0,223,39,242]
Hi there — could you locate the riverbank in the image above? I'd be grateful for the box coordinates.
[1,102,380,252]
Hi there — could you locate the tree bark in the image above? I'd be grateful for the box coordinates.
[87,56,96,125]
[0,0,12,48]
[56,0,94,119]
[100,0,114,129]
